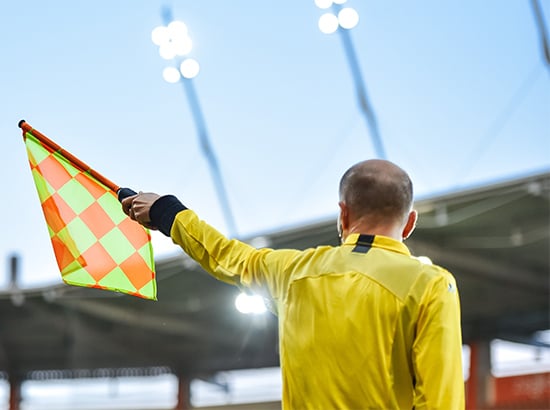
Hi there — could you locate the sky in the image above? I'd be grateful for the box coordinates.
[0,0,549,288]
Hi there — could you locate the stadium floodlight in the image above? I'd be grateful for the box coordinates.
[151,20,198,81]
[314,0,386,159]
[235,292,267,315]
[151,7,239,237]
[315,0,359,34]
[318,13,339,34]
[314,0,333,9]
[152,21,192,60]
[416,256,433,265]
[180,58,200,79]
[338,7,359,29]
[162,66,181,83]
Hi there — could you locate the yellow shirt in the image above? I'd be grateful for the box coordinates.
[170,209,464,409]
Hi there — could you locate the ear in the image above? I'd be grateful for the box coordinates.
[402,210,418,240]
[338,201,350,239]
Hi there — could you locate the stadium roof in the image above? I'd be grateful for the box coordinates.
[0,170,548,381]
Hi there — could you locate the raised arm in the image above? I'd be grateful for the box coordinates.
[122,192,298,301]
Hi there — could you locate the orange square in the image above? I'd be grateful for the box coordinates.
[35,154,72,190]
[119,252,154,290]
[51,235,78,272]
[42,193,77,234]
[81,242,118,282]
[80,202,116,239]
[117,218,150,250]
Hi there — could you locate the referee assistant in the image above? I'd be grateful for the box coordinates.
[122,159,465,409]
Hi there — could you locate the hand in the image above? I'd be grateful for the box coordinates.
[121,192,161,229]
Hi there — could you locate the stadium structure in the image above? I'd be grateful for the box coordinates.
[0,170,548,409]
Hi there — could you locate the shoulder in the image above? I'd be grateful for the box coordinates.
[268,244,337,279]
[409,258,459,300]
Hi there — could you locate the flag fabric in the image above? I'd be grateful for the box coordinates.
[21,122,156,300]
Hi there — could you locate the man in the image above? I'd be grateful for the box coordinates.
[122,159,464,409]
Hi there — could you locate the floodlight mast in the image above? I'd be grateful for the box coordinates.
[317,0,387,160]
[530,0,550,72]
[155,6,238,238]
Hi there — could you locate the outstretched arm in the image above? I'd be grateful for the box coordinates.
[121,192,297,300]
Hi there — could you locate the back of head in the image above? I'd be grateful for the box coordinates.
[339,159,413,225]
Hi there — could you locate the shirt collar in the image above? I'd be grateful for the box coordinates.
[343,233,411,256]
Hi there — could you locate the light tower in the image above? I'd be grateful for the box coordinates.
[315,0,387,160]
[151,7,238,237]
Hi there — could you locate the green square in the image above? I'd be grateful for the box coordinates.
[99,228,136,265]
[57,178,96,214]
[138,279,157,300]
[60,216,98,254]
[97,192,126,225]
[98,266,137,293]
[138,242,155,271]
[63,267,96,287]
[31,168,54,203]
[53,151,79,177]
[47,224,55,238]
[25,133,50,165]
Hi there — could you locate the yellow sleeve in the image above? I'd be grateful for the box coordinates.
[170,209,299,301]
[412,272,465,409]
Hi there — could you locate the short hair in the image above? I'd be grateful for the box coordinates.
[339,160,413,224]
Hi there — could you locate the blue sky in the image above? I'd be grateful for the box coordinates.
[0,0,548,287]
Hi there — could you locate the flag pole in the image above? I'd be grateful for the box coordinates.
[18,120,120,193]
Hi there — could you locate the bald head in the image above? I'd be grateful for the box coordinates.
[339,159,413,226]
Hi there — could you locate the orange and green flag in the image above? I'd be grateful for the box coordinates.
[19,120,156,300]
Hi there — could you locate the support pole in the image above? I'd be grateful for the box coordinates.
[466,341,491,410]
[161,6,238,238]
[175,374,191,410]
[333,4,387,159]
[179,78,238,237]
[8,377,21,410]
[530,0,550,72]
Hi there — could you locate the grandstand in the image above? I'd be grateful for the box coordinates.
[0,170,548,409]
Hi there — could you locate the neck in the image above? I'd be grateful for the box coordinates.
[345,219,403,242]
